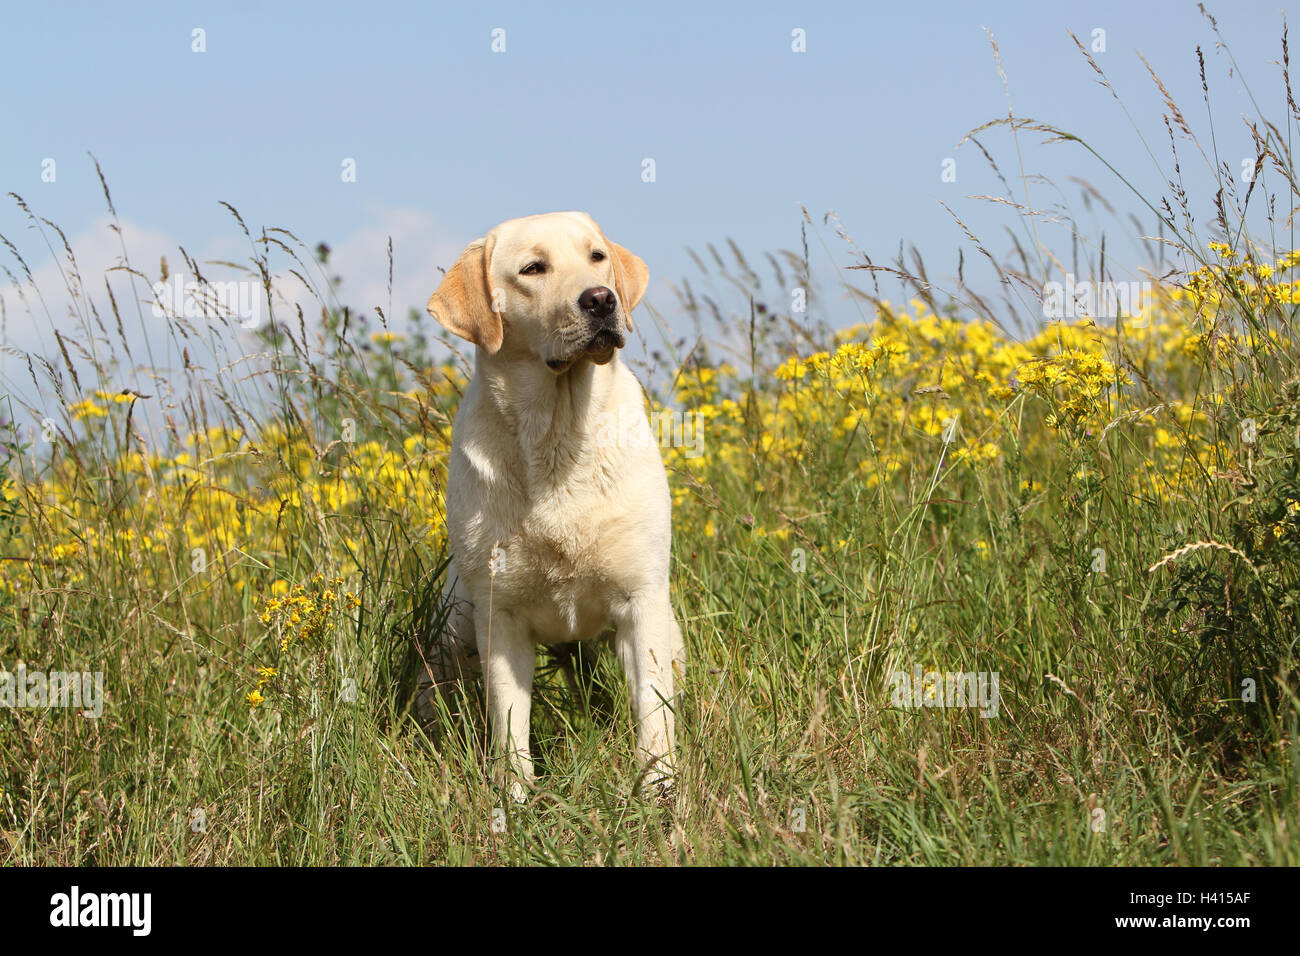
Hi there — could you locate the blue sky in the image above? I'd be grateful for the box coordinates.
[1,0,1295,389]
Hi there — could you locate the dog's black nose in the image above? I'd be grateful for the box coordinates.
[578,286,617,320]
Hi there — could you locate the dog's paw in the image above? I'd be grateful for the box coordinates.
[636,759,679,808]
[649,777,678,810]
[491,763,535,805]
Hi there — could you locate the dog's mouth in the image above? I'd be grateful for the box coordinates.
[583,328,624,363]
[546,327,626,372]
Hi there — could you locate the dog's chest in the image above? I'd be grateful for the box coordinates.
[492,502,620,641]
[447,366,659,642]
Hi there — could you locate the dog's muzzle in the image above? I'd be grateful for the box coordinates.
[546,312,626,372]
[583,325,624,360]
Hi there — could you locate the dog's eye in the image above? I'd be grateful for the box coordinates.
[520,262,546,276]
[591,250,606,262]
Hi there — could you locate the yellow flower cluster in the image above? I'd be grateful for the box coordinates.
[0,413,452,600]
[1178,243,1300,314]
[246,666,278,707]
[246,574,359,707]
[258,573,358,650]
[1003,350,1130,432]
[652,255,1291,544]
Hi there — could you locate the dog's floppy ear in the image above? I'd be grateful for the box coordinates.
[427,236,502,354]
[608,239,649,329]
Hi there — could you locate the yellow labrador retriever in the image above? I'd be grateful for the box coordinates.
[420,211,684,799]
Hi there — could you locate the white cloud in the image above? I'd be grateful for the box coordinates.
[0,208,469,420]
[318,204,466,328]
[0,215,178,364]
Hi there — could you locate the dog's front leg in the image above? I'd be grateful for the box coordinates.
[613,590,678,792]
[475,607,535,802]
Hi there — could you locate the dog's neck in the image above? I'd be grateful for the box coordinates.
[473,350,619,490]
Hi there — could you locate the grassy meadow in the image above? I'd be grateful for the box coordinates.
[3,17,1300,866]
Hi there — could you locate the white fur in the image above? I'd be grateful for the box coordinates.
[419,212,684,799]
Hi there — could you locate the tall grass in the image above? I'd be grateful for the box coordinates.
[1,8,1298,865]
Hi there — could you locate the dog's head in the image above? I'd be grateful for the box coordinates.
[427,211,648,374]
